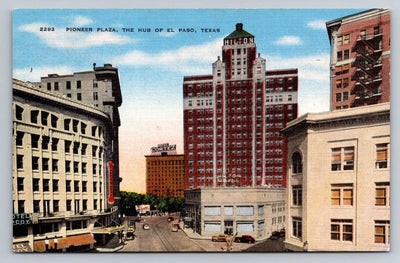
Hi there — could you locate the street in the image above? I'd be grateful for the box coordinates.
[119,215,205,252]
[119,215,269,252]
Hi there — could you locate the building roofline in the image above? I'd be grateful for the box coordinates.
[282,102,390,134]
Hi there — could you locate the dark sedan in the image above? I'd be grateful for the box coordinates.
[234,235,255,243]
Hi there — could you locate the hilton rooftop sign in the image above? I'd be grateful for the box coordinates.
[150,143,177,155]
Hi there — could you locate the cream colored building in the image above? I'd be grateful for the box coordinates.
[12,76,122,252]
[184,187,285,240]
[282,103,390,251]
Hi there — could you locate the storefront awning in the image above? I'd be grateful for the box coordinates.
[92,225,124,234]
[34,234,96,252]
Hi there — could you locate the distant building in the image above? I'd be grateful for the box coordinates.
[183,23,298,189]
[145,143,185,198]
[326,9,390,110]
[282,103,390,251]
[12,75,123,252]
[184,187,285,240]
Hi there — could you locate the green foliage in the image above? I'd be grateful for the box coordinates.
[120,191,186,215]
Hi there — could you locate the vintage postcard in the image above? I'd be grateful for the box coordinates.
[12,9,390,252]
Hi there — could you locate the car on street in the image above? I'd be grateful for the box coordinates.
[234,235,255,243]
[143,223,150,230]
[279,229,285,238]
[211,234,229,242]
[167,217,174,222]
[269,231,280,240]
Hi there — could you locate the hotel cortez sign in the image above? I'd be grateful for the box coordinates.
[150,143,176,154]
[108,161,115,204]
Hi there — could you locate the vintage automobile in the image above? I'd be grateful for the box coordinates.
[126,227,135,239]
[211,234,229,242]
[143,223,150,230]
[234,235,255,243]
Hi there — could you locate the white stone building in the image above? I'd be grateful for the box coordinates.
[282,103,390,251]
[12,65,123,252]
[184,187,285,240]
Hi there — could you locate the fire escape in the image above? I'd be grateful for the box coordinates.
[350,27,383,107]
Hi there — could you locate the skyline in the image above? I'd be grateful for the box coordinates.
[13,9,365,193]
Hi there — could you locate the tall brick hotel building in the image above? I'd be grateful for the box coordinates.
[183,23,298,189]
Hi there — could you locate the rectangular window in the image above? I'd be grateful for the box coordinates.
[43,179,50,192]
[51,138,58,151]
[34,200,40,213]
[42,158,49,171]
[53,200,59,212]
[64,119,71,131]
[81,123,86,134]
[66,200,72,211]
[16,105,24,121]
[343,78,349,88]
[337,51,343,61]
[375,220,390,244]
[77,80,81,89]
[344,34,350,44]
[204,222,221,232]
[224,206,233,216]
[82,181,87,192]
[292,217,302,238]
[344,50,350,60]
[375,182,390,206]
[47,83,51,91]
[73,142,80,154]
[205,206,221,216]
[237,206,254,216]
[336,93,342,102]
[52,159,58,172]
[376,143,388,169]
[51,115,58,128]
[31,110,39,124]
[17,177,24,191]
[77,93,82,101]
[65,140,71,153]
[331,147,354,171]
[32,156,39,170]
[66,81,71,90]
[42,136,49,150]
[292,185,302,206]
[73,120,79,132]
[336,79,342,89]
[331,184,353,206]
[237,222,254,232]
[93,92,98,101]
[17,154,24,169]
[343,91,349,101]
[331,219,353,242]
[41,111,49,126]
[337,36,343,46]
[54,82,59,91]
[74,161,79,173]
[81,143,87,155]
[33,178,40,192]
[74,181,79,192]
[66,180,71,192]
[65,160,71,173]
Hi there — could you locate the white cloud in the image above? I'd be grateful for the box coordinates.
[13,66,76,82]
[111,38,223,75]
[19,23,132,49]
[274,36,302,46]
[73,16,93,26]
[307,20,327,30]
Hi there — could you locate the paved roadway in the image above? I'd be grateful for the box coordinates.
[119,215,271,252]
[119,215,206,252]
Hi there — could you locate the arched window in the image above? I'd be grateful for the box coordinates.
[292,152,302,174]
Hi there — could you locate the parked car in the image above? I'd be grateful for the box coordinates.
[167,217,174,222]
[126,227,135,239]
[143,223,150,230]
[172,223,179,232]
[234,235,255,243]
[270,231,280,240]
[211,234,229,242]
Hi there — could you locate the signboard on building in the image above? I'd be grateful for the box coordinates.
[150,143,177,155]
[13,213,32,225]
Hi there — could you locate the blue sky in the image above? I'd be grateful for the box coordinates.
[13,9,365,192]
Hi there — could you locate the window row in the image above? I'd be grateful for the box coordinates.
[16,178,102,194]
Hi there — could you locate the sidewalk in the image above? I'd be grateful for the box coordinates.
[179,222,209,240]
